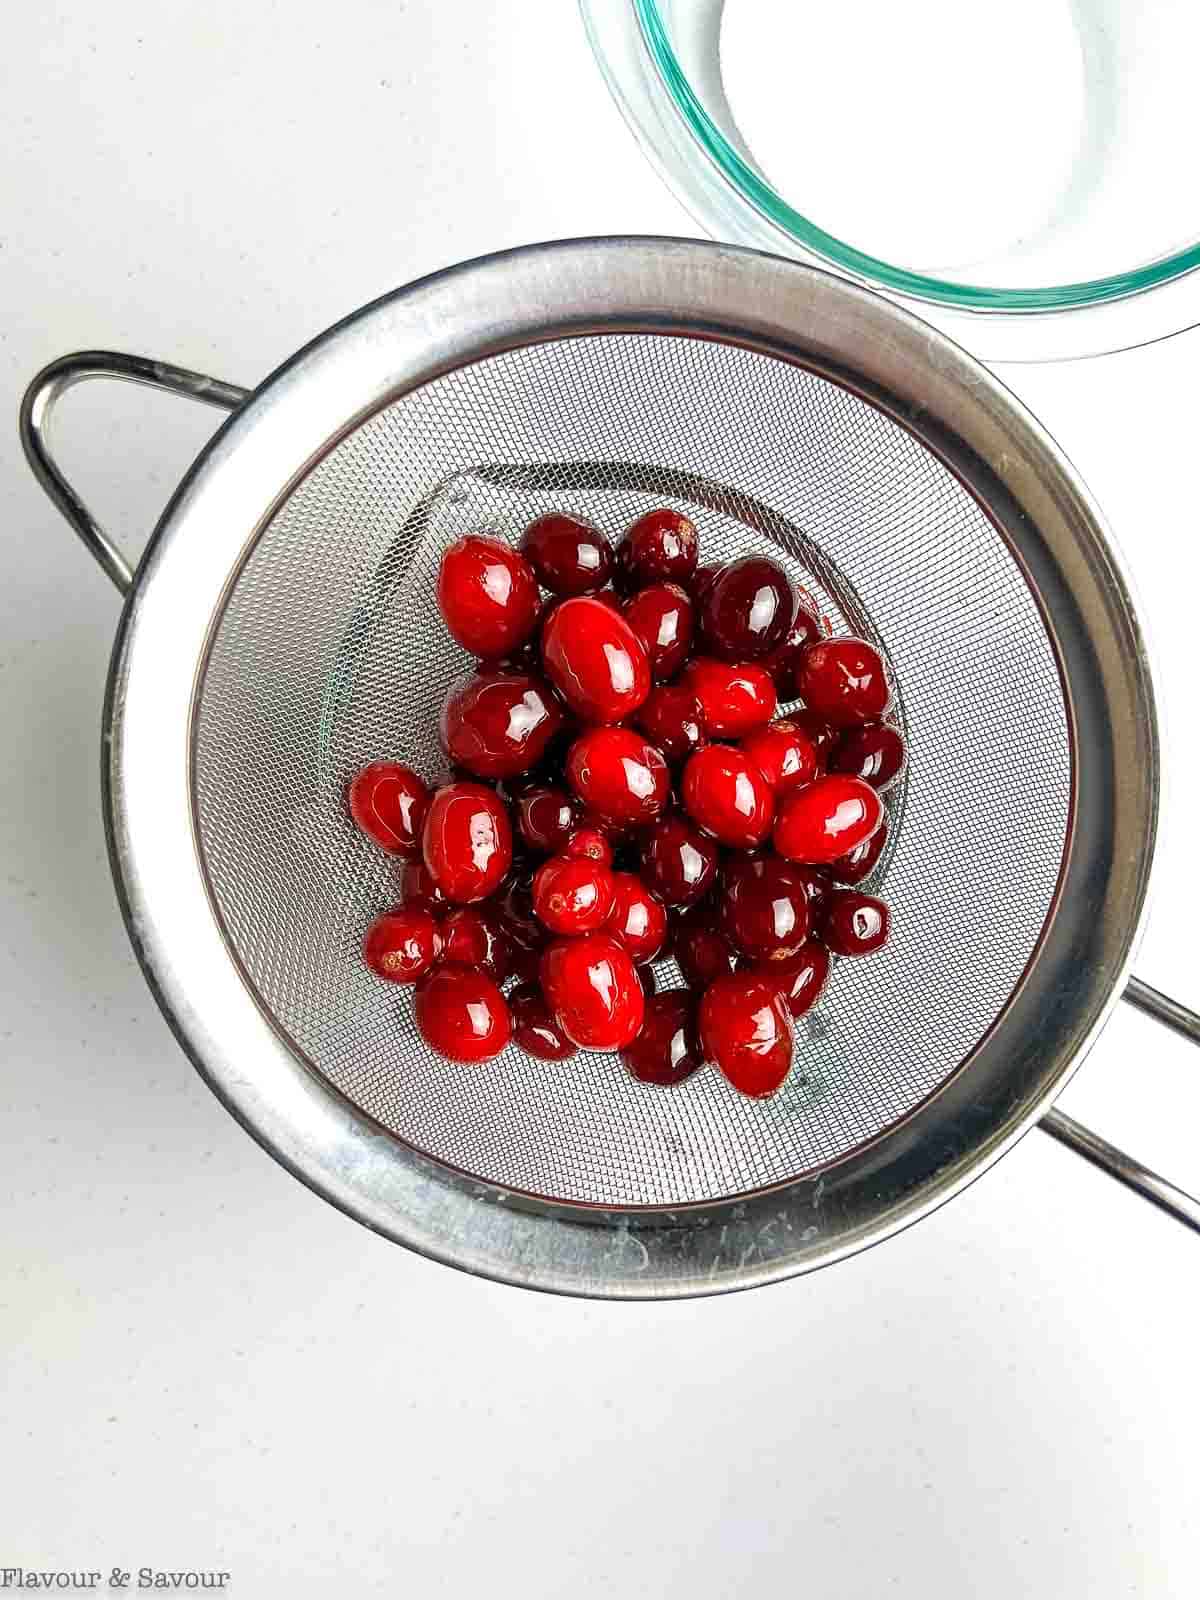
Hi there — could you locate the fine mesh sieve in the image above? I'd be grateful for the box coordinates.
[22,239,1200,1295]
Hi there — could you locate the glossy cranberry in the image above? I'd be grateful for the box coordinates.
[773,775,883,866]
[739,719,820,793]
[565,727,670,828]
[509,982,578,1061]
[437,534,541,659]
[635,683,707,764]
[759,600,824,694]
[641,813,720,907]
[623,582,695,682]
[795,637,892,727]
[540,933,645,1051]
[532,854,617,935]
[564,826,613,866]
[830,722,906,790]
[605,872,667,964]
[348,761,430,855]
[688,562,721,604]
[422,782,513,903]
[681,657,777,738]
[673,907,739,988]
[615,507,699,590]
[718,855,811,961]
[397,858,449,916]
[541,595,652,724]
[744,939,830,1019]
[790,863,835,920]
[517,786,579,854]
[700,556,795,661]
[788,710,839,767]
[440,669,567,779]
[821,890,891,956]
[362,908,442,984]
[830,819,888,885]
[519,512,613,596]
[681,745,775,849]
[414,963,512,1062]
[699,975,793,1099]
[440,905,512,978]
[621,990,704,1087]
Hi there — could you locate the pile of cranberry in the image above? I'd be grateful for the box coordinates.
[348,508,901,1099]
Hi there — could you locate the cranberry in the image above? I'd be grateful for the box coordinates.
[790,863,835,920]
[440,669,567,779]
[759,600,824,694]
[397,858,449,916]
[540,932,645,1051]
[541,595,652,724]
[414,963,512,1062]
[673,907,739,988]
[517,786,579,854]
[509,982,578,1061]
[830,820,888,885]
[623,582,695,682]
[498,866,543,945]
[605,872,667,964]
[744,939,830,1019]
[739,719,819,793]
[621,990,704,1087]
[830,722,906,790]
[795,637,891,727]
[773,775,882,865]
[699,975,793,1099]
[635,683,707,764]
[615,507,699,590]
[362,907,442,983]
[700,555,794,660]
[718,855,812,961]
[422,782,513,903]
[518,512,613,596]
[681,745,775,849]
[564,826,613,867]
[437,534,541,659]
[681,657,777,738]
[565,727,670,828]
[641,813,720,907]
[688,563,721,604]
[532,854,617,935]
[348,761,430,855]
[440,905,512,978]
[788,710,839,766]
[821,890,891,956]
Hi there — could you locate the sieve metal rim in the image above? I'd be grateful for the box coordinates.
[92,238,1155,1296]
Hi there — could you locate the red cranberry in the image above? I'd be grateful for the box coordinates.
[699,975,793,1098]
[759,600,824,693]
[397,858,449,916]
[744,939,830,1019]
[517,786,579,854]
[790,863,835,920]
[564,826,613,867]
[422,782,513,903]
[440,904,512,978]
[821,890,891,956]
[541,595,652,723]
[681,657,777,738]
[605,872,667,964]
[681,745,775,849]
[565,727,670,827]
[789,710,839,766]
[414,964,512,1062]
[348,761,430,855]
[635,683,707,764]
[623,582,695,682]
[795,637,892,726]
[830,820,888,885]
[673,906,739,988]
[437,534,541,659]
[773,775,882,865]
[615,507,699,590]
[440,669,567,779]
[739,719,819,793]
[362,908,442,983]
[509,982,578,1061]
[540,932,645,1051]
[700,555,795,660]
[830,722,906,790]
[518,512,613,596]
[641,813,720,907]
[621,990,704,1087]
[688,563,721,604]
[718,855,812,961]
[532,854,617,935]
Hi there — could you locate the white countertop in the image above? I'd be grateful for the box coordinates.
[2,4,1198,1593]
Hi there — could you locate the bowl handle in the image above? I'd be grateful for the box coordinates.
[19,350,250,595]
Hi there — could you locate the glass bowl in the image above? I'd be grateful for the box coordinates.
[582,0,1200,361]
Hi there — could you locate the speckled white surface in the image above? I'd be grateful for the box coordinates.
[2,3,1199,1593]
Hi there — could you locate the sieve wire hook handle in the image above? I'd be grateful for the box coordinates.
[19,350,250,596]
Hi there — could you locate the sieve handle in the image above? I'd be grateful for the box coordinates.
[19,350,250,596]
